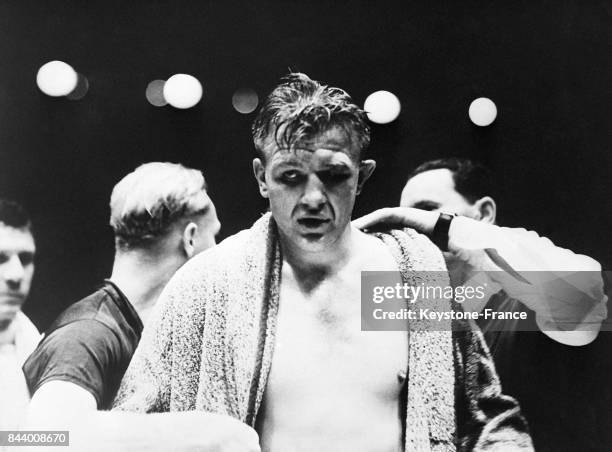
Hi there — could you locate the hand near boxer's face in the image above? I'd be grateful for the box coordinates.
[352,206,439,235]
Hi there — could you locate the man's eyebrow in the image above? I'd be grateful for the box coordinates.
[272,159,306,168]
[412,200,441,210]
[196,202,210,215]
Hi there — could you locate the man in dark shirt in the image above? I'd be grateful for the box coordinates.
[23,162,221,411]
[23,281,141,409]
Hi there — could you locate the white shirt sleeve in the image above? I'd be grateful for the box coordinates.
[447,216,608,345]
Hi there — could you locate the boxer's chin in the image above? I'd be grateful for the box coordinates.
[296,230,340,254]
[299,232,326,247]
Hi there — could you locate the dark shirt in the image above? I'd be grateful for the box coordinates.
[23,281,143,409]
[478,291,612,452]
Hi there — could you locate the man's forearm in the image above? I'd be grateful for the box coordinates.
[352,208,608,343]
[24,409,259,452]
[70,411,198,451]
[448,216,607,341]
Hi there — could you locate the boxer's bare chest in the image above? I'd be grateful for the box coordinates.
[258,236,408,451]
[271,271,407,399]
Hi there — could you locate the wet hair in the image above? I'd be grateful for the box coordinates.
[252,73,370,162]
[0,199,31,229]
[109,162,209,250]
[408,157,495,203]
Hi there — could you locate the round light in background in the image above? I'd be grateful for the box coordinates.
[145,79,167,107]
[232,88,258,114]
[163,74,202,109]
[363,90,401,124]
[66,73,89,100]
[36,60,78,97]
[468,97,497,126]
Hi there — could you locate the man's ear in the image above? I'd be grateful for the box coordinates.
[473,196,497,224]
[356,159,376,195]
[182,222,198,258]
[252,158,269,199]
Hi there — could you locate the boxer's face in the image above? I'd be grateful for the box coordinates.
[0,224,35,330]
[254,127,375,253]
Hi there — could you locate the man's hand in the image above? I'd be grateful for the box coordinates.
[352,207,439,235]
[26,396,261,452]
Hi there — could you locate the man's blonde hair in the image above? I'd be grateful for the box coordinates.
[109,162,208,250]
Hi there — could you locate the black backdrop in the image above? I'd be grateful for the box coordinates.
[1,1,611,450]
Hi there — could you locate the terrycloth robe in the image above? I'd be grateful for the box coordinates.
[113,213,533,452]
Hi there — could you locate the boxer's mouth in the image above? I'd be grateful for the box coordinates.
[297,218,330,228]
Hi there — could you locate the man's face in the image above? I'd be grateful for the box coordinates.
[0,224,35,329]
[191,192,221,255]
[254,127,374,253]
[400,168,478,218]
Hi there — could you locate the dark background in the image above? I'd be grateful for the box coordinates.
[0,1,611,450]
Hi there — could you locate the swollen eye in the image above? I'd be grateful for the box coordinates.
[319,171,350,183]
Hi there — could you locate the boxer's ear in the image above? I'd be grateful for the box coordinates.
[253,158,269,198]
[356,160,376,195]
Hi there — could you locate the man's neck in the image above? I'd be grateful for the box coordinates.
[109,252,182,324]
[0,318,17,345]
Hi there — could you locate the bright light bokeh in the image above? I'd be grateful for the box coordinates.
[232,88,258,114]
[364,90,401,124]
[36,60,78,97]
[468,97,497,126]
[145,80,167,107]
[163,74,202,109]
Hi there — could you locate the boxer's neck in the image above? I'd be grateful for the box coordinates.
[279,223,354,278]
